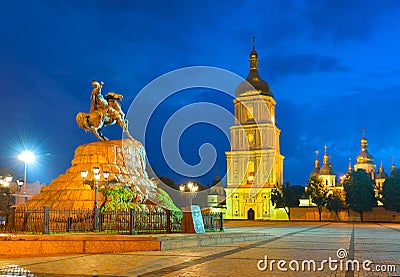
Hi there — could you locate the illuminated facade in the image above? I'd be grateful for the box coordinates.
[207,172,226,213]
[225,44,285,220]
[352,132,399,203]
[354,132,376,178]
[311,146,337,192]
[375,161,388,196]
[311,131,396,201]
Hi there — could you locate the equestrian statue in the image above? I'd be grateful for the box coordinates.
[76,79,134,141]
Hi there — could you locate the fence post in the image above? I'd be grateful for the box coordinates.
[67,217,72,232]
[219,212,224,231]
[129,208,135,235]
[166,210,171,233]
[8,207,16,232]
[43,206,49,234]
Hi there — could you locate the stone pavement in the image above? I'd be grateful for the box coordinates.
[0,221,399,277]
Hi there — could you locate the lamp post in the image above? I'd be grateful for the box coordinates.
[18,151,35,194]
[80,167,110,231]
[103,171,110,186]
[180,181,199,207]
[16,180,24,189]
[93,167,101,231]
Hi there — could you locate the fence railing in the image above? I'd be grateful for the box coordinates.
[202,212,224,231]
[5,207,223,234]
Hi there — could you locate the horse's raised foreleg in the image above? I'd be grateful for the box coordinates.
[92,127,106,141]
[123,126,135,140]
[117,117,135,140]
[97,128,109,141]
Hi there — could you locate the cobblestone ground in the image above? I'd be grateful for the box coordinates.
[1,222,399,277]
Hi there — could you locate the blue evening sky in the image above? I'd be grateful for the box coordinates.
[1,0,400,186]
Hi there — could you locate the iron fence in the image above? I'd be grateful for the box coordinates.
[202,212,224,231]
[5,207,222,234]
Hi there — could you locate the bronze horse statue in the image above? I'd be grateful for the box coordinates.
[76,80,134,141]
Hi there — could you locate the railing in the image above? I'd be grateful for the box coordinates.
[5,207,222,234]
[9,207,94,234]
[202,212,224,231]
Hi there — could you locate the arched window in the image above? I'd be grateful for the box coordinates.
[247,161,255,184]
[247,132,254,144]
[246,106,253,120]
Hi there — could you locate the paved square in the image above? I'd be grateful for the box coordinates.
[1,222,399,276]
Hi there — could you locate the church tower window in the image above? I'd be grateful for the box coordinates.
[246,106,254,120]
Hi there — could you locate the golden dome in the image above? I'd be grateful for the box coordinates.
[236,45,273,97]
[320,164,334,175]
[356,136,374,164]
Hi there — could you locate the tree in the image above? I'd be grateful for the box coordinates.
[326,190,347,221]
[343,170,376,221]
[271,182,304,220]
[158,176,179,190]
[382,169,400,212]
[306,174,328,221]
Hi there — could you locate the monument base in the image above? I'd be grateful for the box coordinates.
[19,139,179,213]
[181,212,196,233]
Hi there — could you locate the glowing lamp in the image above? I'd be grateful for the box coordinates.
[93,167,100,174]
[94,173,101,181]
[18,151,35,163]
[81,170,89,179]
[103,171,110,180]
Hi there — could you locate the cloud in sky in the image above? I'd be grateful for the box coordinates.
[1,0,400,186]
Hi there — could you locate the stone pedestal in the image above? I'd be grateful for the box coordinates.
[181,212,196,233]
[19,139,178,212]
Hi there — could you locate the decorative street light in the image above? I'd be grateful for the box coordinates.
[180,181,199,206]
[80,167,111,231]
[18,150,35,194]
[103,171,110,186]
[5,176,13,184]
[0,176,12,187]
[16,180,24,189]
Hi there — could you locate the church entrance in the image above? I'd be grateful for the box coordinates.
[247,208,255,220]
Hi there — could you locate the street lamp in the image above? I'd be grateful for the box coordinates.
[5,176,13,184]
[16,180,24,189]
[103,171,110,186]
[180,181,199,206]
[80,167,111,231]
[0,176,12,187]
[18,150,35,194]
[80,170,88,180]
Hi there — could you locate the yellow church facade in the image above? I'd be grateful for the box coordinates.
[224,44,286,220]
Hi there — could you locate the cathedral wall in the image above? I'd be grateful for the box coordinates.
[224,187,288,220]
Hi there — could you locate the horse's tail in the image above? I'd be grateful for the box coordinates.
[76,112,91,131]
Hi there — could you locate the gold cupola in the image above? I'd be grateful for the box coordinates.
[235,36,273,97]
[356,129,374,165]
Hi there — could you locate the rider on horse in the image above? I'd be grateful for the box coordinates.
[77,79,134,141]
[90,79,108,112]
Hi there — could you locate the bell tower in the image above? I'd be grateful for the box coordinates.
[225,40,284,220]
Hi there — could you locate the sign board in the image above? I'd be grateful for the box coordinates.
[191,205,205,234]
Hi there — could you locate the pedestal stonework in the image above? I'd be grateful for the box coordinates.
[19,139,178,211]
